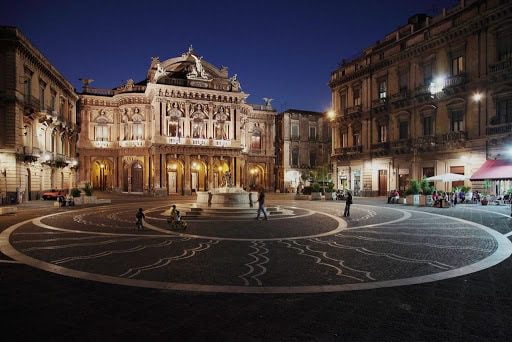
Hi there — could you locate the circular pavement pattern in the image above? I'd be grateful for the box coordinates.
[1,201,510,293]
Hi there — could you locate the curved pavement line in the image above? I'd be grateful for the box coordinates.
[0,204,511,293]
[140,210,347,242]
[0,210,510,293]
[143,206,314,222]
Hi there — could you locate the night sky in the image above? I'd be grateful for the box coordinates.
[2,0,455,112]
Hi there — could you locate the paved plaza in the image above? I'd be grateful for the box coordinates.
[1,196,512,340]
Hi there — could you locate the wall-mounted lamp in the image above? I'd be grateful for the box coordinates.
[1,169,6,177]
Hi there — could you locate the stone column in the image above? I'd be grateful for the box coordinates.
[184,155,191,195]
[207,155,213,190]
[144,155,150,191]
[117,156,123,190]
[153,152,161,188]
[160,153,167,189]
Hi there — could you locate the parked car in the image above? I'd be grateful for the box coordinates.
[42,189,66,200]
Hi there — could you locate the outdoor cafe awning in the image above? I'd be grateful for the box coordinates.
[470,160,512,181]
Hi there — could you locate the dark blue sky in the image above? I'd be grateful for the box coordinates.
[2,0,455,112]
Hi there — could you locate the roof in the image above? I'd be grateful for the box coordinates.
[281,109,324,116]
[470,160,512,181]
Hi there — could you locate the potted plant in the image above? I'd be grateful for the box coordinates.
[481,180,492,205]
[420,178,433,206]
[311,182,322,200]
[325,182,335,200]
[406,180,421,206]
[70,188,82,205]
[82,182,97,204]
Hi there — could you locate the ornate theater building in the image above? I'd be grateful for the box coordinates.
[78,47,276,195]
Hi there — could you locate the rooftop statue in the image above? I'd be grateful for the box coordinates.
[187,54,211,80]
[230,74,241,91]
[153,63,168,82]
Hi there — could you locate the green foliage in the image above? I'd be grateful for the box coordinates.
[70,188,81,198]
[406,180,421,195]
[420,178,432,195]
[312,182,321,193]
[507,188,512,195]
[326,182,334,192]
[83,183,93,196]
[482,180,492,195]
[460,186,471,193]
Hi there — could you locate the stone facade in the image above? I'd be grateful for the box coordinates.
[77,48,276,194]
[275,109,331,193]
[329,0,512,196]
[0,27,79,204]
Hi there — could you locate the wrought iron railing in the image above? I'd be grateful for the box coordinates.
[487,123,512,135]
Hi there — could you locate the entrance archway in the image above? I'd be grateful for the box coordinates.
[166,160,184,195]
[248,164,265,190]
[190,159,207,192]
[131,162,143,192]
[91,159,113,191]
[213,160,230,188]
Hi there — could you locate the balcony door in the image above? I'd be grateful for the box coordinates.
[378,170,388,196]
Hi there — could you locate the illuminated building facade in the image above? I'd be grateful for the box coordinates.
[0,27,79,203]
[78,47,276,194]
[329,0,512,196]
[275,109,331,193]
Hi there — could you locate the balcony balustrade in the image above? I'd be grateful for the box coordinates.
[334,145,362,156]
[486,122,512,135]
[23,95,40,113]
[489,59,512,73]
[345,105,362,115]
[390,139,412,154]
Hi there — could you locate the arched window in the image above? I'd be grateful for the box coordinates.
[94,116,109,141]
[251,130,261,150]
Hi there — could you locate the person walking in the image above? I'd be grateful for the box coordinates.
[135,208,145,231]
[255,188,268,220]
[343,191,353,217]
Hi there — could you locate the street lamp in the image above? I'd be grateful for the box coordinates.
[327,110,336,121]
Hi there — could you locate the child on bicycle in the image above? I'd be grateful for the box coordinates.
[135,208,145,231]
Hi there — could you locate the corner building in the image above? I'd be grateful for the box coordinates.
[329,0,512,196]
[78,48,276,195]
[0,27,79,203]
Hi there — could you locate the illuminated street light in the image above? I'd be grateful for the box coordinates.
[473,92,483,102]
[327,110,336,120]
[429,76,446,95]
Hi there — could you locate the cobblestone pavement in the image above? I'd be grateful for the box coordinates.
[1,197,511,341]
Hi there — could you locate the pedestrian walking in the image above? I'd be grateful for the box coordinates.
[343,191,352,217]
[255,188,268,220]
[135,208,145,230]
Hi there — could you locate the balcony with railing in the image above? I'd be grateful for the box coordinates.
[334,145,363,158]
[413,131,467,151]
[345,105,362,116]
[23,95,40,113]
[372,97,388,113]
[489,59,512,74]
[442,73,467,95]
[371,141,390,156]
[487,122,512,136]
[389,89,411,108]
[390,139,412,154]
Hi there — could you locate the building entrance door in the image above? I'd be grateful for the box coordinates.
[131,163,143,192]
[168,171,177,194]
[191,172,198,192]
[378,170,388,196]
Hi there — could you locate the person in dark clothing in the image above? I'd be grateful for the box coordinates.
[135,208,145,230]
[343,191,353,217]
[255,189,268,220]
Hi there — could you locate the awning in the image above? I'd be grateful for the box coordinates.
[470,160,512,181]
